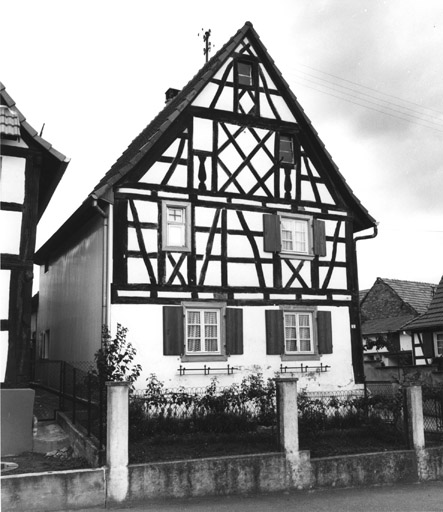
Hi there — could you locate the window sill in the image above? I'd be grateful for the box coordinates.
[279,253,314,261]
[181,355,228,363]
[281,354,320,361]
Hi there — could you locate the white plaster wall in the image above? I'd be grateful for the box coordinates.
[0,269,11,382]
[111,303,355,392]
[0,155,26,204]
[0,210,22,254]
[38,217,105,363]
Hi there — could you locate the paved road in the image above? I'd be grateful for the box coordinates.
[70,481,443,511]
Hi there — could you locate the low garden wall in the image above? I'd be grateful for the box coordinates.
[2,447,443,510]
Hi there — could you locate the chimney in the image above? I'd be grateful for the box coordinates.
[165,88,180,104]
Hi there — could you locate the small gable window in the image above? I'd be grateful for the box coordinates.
[162,200,191,252]
[238,61,253,86]
[279,135,294,164]
[263,213,326,259]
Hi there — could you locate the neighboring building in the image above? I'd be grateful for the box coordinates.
[406,275,443,367]
[0,82,69,385]
[360,277,438,380]
[34,22,376,390]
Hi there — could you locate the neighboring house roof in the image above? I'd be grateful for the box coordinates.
[406,276,443,331]
[359,289,369,303]
[35,21,376,262]
[0,82,70,219]
[361,315,416,335]
[382,278,436,315]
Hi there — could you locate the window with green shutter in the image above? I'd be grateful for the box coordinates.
[263,213,326,259]
[163,304,243,359]
[265,308,333,358]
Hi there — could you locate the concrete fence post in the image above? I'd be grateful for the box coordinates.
[275,377,299,455]
[405,385,425,450]
[106,381,130,503]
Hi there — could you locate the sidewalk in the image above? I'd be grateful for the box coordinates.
[70,480,443,512]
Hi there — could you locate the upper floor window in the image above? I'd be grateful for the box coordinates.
[263,213,326,259]
[161,200,191,252]
[279,135,294,164]
[281,216,310,255]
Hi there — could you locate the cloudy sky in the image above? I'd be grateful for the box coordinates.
[2,0,442,290]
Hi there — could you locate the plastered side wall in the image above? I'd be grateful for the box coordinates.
[37,216,105,363]
[112,303,356,390]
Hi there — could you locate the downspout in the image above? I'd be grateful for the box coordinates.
[351,222,379,383]
[91,196,112,330]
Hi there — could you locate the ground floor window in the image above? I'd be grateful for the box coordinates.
[186,308,221,355]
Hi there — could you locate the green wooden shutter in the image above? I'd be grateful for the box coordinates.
[317,311,333,354]
[313,219,327,257]
[163,306,184,355]
[422,332,434,359]
[263,214,281,253]
[226,308,243,355]
[265,310,284,355]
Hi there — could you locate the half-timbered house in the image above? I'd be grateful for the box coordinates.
[34,23,376,390]
[0,82,69,385]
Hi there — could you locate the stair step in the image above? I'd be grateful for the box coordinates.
[33,422,70,454]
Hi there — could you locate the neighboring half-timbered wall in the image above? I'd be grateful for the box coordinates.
[0,140,38,383]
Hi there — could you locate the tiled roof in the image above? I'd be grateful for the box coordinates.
[0,105,20,138]
[36,22,376,260]
[381,278,437,315]
[406,276,443,330]
[361,315,415,335]
[0,82,70,218]
[92,23,250,199]
[91,21,375,233]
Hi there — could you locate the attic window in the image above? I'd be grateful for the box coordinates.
[238,61,253,86]
[279,135,294,164]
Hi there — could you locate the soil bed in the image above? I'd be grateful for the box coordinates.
[1,451,90,475]
[129,426,409,464]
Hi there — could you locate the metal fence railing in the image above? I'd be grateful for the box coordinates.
[32,359,106,453]
[422,385,443,437]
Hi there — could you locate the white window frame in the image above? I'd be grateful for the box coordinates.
[161,200,191,252]
[280,214,313,259]
[183,302,226,357]
[435,332,443,356]
[283,310,315,355]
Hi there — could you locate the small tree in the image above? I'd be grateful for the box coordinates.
[94,324,142,387]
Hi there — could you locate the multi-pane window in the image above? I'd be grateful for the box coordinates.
[238,61,253,86]
[166,206,185,247]
[279,135,294,164]
[281,217,309,254]
[436,332,443,356]
[162,201,191,251]
[284,312,313,354]
[186,309,220,354]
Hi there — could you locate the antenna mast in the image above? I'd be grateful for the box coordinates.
[202,29,212,63]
